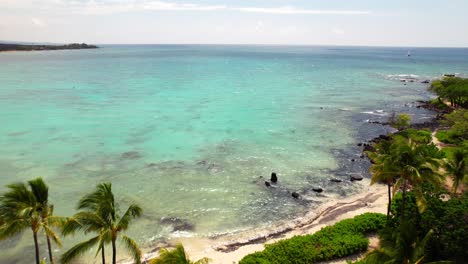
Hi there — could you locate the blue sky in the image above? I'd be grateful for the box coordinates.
[1,0,467,47]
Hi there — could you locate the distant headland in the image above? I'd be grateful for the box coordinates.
[0,43,98,52]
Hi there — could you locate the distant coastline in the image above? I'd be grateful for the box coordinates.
[0,43,98,52]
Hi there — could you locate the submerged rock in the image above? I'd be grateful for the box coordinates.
[312,188,323,193]
[160,217,194,231]
[350,174,364,181]
[265,181,271,187]
[330,178,342,183]
[120,151,142,160]
[291,192,300,199]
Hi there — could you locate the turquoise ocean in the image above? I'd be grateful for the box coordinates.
[1,45,468,262]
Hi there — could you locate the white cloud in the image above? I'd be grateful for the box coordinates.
[1,0,371,16]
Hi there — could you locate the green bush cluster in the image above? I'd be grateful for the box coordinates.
[430,77,468,108]
[389,185,468,263]
[398,128,432,144]
[239,213,386,264]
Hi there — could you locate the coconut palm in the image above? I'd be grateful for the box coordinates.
[150,244,210,264]
[391,137,444,217]
[367,139,397,219]
[362,223,436,264]
[0,178,62,264]
[61,182,142,264]
[28,178,63,264]
[444,149,467,195]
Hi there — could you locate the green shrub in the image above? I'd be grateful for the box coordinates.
[389,185,468,263]
[399,128,432,143]
[239,213,386,264]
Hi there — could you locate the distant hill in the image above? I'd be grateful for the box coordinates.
[0,43,98,52]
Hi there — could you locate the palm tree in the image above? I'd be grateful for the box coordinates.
[444,149,467,195]
[391,137,444,217]
[28,178,63,264]
[0,181,43,264]
[362,223,436,264]
[150,244,210,264]
[61,182,142,264]
[367,139,397,219]
[0,178,62,264]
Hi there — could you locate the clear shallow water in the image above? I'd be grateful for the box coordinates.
[1,45,468,262]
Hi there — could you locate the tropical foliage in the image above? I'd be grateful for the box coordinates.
[150,244,210,264]
[0,178,63,264]
[430,77,468,108]
[61,182,142,264]
[239,213,386,264]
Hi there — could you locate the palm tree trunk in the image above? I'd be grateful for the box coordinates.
[46,234,54,264]
[401,179,408,223]
[387,183,392,220]
[112,238,117,264]
[33,231,40,264]
[101,245,106,264]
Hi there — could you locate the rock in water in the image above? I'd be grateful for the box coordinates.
[292,192,300,199]
[270,172,278,183]
[330,178,342,183]
[265,181,271,187]
[120,151,142,160]
[350,174,364,182]
[312,188,323,193]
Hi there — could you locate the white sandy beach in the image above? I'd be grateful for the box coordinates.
[134,181,388,264]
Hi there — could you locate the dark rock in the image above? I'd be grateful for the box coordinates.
[160,217,194,231]
[357,143,363,146]
[360,154,365,159]
[330,178,342,183]
[379,135,391,140]
[351,159,355,162]
[120,151,142,160]
[291,192,300,199]
[270,172,278,183]
[421,80,430,84]
[350,174,364,181]
[312,188,323,193]
[363,144,375,152]
[265,181,271,187]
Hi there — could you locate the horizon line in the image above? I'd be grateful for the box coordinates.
[2,41,468,49]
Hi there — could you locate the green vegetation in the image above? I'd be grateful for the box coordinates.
[0,43,98,52]
[430,77,468,108]
[389,113,412,131]
[150,244,211,264]
[0,180,142,264]
[438,109,468,144]
[0,178,64,264]
[357,185,467,264]
[239,213,386,264]
[397,128,432,144]
[61,182,142,264]
[358,79,467,264]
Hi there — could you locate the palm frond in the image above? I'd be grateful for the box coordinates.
[61,217,85,236]
[122,235,142,264]
[43,224,62,247]
[117,204,142,231]
[0,219,29,239]
[94,229,111,257]
[28,177,49,206]
[60,235,100,264]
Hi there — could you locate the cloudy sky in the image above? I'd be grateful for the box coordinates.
[1,0,467,47]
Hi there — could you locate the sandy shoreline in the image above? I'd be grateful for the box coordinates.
[131,180,388,264]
